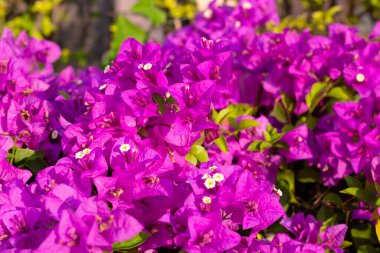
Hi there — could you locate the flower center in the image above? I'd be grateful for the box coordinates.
[198,230,214,246]
[244,201,258,214]
[143,176,160,185]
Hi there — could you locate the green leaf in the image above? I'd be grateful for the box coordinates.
[152,93,164,105]
[267,124,277,135]
[357,245,378,253]
[320,215,337,232]
[195,150,209,162]
[215,108,232,125]
[344,175,362,188]
[112,232,150,251]
[158,104,165,115]
[305,82,327,109]
[14,148,44,164]
[185,153,197,166]
[297,168,320,183]
[247,140,262,151]
[263,131,271,142]
[351,223,377,250]
[214,103,256,130]
[270,133,284,143]
[190,145,209,163]
[340,187,369,202]
[341,241,352,248]
[375,197,380,207]
[322,193,343,207]
[277,169,299,205]
[211,108,218,121]
[23,157,47,175]
[58,90,70,100]
[376,219,380,244]
[317,205,335,223]
[13,148,46,174]
[193,135,205,146]
[364,181,378,202]
[190,145,204,155]
[113,15,146,43]
[131,0,167,25]
[277,180,291,210]
[214,134,228,153]
[282,124,294,132]
[281,93,295,113]
[370,208,379,221]
[328,86,352,101]
[237,119,260,130]
[306,116,318,130]
[259,142,271,152]
[375,182,380,194]
[273,142,289,150]
[166,95,177,104]
[271,103,287,123]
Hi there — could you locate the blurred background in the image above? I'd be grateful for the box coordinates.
[1,0,378,68]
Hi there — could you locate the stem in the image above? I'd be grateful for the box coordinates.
[9,137,18,165]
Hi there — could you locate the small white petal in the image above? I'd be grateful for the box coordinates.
[82,148,91,155]
[204,178,216,189]
[99,84,107,90]
[119,144,131,152]
[202,196,212,204]
[143,63,152,70]
[51,130,58,140]
[75,151,85,159]
[212,173,225,182]
[356,73,365,83]
[203,9,213,19]
[242,2,252,9]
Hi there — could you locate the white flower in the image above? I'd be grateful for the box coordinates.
[202,196,212,204]
[75,151,85,159]
[234,21,241,28]
[202,173,211,180]
[119,144,131,152]
[203,9,213,19]
[356,73,365,83]
[51,130,58,140]
[204,178,216,189]
[82,148,91,155]
[242,2,252,9]
[99,84,107,90]
[75,148,91,159]
[212,173,224,182]
[143,63,152,70]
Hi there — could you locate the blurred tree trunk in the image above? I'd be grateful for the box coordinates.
[52,0,114,67]
[289,0,305,16]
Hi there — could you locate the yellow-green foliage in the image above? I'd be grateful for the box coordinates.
[155,0,197,20]
[268,5,341,34]
[0,0,61,39]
